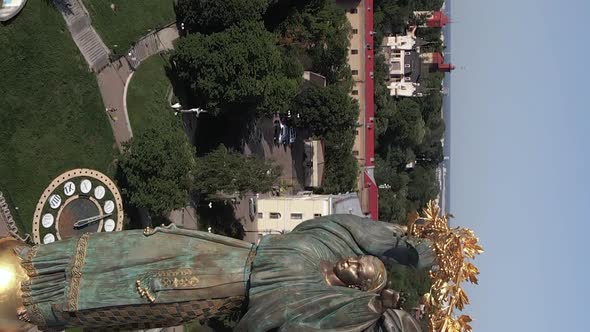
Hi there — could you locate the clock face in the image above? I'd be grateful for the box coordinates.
[32,169,125,244]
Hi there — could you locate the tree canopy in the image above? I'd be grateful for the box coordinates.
[292,84,359,137]
[194,145,281,198]
[271,0,352,84]
[290,84,360,194]
[406,165,439,210]
[321,132,359,194]
[117,125,195,218]
[175,0,269,34]
[171,21,302,116]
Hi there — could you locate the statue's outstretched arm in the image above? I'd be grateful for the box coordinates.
[142,223,252,249]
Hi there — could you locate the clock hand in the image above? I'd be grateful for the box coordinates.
[74,213,112,228]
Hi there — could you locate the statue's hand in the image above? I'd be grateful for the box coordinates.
[379,288,402,309]
[143,223,178,237]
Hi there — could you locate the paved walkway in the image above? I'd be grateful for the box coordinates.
[98,24,180,150]
[50,0,180,150]
[52,0,110,72]
[0,207,10,237]
[0,191,30,241]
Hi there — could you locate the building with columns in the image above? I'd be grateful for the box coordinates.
[381,27,454,97]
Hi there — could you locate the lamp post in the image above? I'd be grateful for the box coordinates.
[171,103,208,117]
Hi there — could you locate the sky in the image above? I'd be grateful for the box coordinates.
[449,0,590,331]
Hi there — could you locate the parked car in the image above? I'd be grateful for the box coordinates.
[273,120,281,144]
[280,124,288,145]
[249,198,257,221]
[289,127,296,144]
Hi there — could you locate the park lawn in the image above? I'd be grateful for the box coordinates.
[84,0,176,53]
[127,54,179,135]
[0,1,117,233]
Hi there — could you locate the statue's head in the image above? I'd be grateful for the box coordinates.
[334,255,387,292]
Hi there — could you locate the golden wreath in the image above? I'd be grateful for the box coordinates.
[407,201,483,332]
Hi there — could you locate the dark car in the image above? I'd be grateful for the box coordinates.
[273,120,281,144]
[281,124,288,145]
[289,127,296,144]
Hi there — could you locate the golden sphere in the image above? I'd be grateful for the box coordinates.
[0,237,34,330]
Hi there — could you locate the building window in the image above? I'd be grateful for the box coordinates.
[291,213,303,220]
[269,212,281,219]
[257,212,263,218]
[314,213,322,218]
[352,90,359,95]
[354,129,359,135]
[352,70,359,75]
[353,150,359,156]
[351,49,359,55]
[350,8,358,14]
[352,29,358,34]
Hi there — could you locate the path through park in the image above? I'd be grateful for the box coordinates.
[50,0,179,150]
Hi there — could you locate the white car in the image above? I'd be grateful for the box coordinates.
[274,120,287,145]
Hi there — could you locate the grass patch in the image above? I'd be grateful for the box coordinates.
[0,1,116,232]
[84,0,176,52]
[126,54,178,135]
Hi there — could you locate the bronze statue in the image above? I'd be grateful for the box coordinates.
[0,215,434,331]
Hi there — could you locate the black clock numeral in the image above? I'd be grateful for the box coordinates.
[64,183,75,195]
[50,195,61,207]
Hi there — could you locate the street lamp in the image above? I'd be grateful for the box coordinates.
[171,103,208,117]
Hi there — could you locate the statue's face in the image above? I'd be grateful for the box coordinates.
[333,256,379,290]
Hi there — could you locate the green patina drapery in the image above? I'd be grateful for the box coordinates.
[17,215,432,331]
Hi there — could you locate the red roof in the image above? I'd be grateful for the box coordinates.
[426,11,450,28]
[431,52,455,73]
[432,52,444,64]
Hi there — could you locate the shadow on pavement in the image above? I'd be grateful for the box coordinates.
[197,202,245,240]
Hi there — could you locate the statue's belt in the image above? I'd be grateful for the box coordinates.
[136,245,258,304]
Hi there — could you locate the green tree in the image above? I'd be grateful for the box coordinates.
[274,0,351,84]
[374,0,411,37]
[117,126,195,218]
[415,141,444,167]
[292,84,359,137]
[375,156,412,223]
[171,21,301,115]
[407,165,439,210]
[194,145,281,198]
[175,0,269,33]
[387,264,431,312]
[322,139,358,194]
[378,98,426,155]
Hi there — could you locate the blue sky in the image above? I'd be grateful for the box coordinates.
[449,0,590,330]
